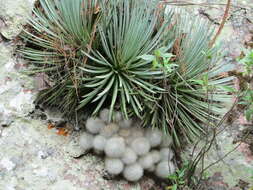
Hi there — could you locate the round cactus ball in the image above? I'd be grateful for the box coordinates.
[145,128,162,147]
[138,153,154,169]
[114,111,122,123]
[79,132,94,152]
[121,147,137,165]
[123,163,144,182]
[105,158,124,175]
[161,134,173,147]
[155,161,176,178]
[100,123,119,138]
[131,137,150,156]
[86,118,105,134]
[150,150,161,164]
[119,119,132,128]
[93,135,107,151]
[160,148,174,161]
[99,108,110,123]
[104,137,126,158]
[118,128,131,138]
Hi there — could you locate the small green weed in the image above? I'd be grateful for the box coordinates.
[167,162,190,190]
[139,47,178,75]
[239,49,253,76]
[239,49,253,121]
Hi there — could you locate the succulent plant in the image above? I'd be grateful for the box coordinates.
[86,117,105,134]
[79,132,94,151]
[131,137,151,156]
[20,0,234,147]
[145,128,163,147]
[138,153,154,169]
[100,123,119,138]
[104,137,126,158]
[121,147,137,165]
[160,148,174,161]
[20,0,100,115]
[142,10,234,146]
[105,158,124,175]
[123,163,144,182]
[156,161,175,178]
[150,150,161,164]
[79,114,176,181]
[93,135,107,152]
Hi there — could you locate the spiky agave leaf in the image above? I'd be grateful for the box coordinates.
[78,0,173,120]
[143,9,234,146]
[20,0,100,114]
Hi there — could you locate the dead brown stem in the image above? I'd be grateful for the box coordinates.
[209,0,231,47]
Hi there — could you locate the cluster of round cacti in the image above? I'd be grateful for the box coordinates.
[79,109,176,182]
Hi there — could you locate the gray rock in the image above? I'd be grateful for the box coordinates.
[0,0,35,39]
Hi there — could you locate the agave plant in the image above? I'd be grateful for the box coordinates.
[78,0,173,120]
[21,0,173,119]
[20,0,234,146]
[142,10,234,146]
[20,0,100,115]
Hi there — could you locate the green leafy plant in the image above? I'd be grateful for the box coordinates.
[238,49,253,122]
[240,90,253,121]
[167,162,191,190]
[240,49,253,76]
[139,47,178,75]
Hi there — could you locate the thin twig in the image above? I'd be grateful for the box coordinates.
[83,15,100,65]
[161,1,245,10]
[201,130,251,174]
[209,0,231,47]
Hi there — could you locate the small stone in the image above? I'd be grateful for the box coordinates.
[0,158,16,171]
[37,150,48,159]
[65,139,85,158]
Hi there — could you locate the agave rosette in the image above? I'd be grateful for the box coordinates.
[78,0,171,119]
[20,0,100,114]
[143,10,234,145]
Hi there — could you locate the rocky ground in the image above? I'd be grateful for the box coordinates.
[0,0,252,190]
